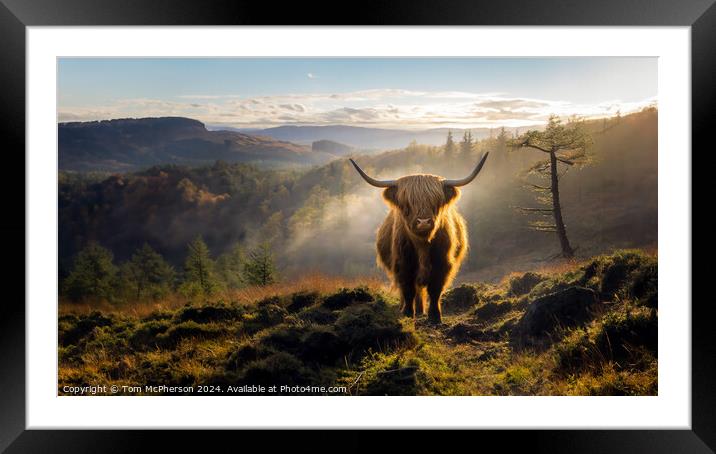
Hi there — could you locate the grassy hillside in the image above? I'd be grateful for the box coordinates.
[59,117,334,172]
[59,249,657,396]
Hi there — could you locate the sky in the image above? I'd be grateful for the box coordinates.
[57,57,657,130]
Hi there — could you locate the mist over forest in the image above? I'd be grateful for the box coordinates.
[58,107,657,286]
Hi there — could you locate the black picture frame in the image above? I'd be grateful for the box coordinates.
[1,0,710,452]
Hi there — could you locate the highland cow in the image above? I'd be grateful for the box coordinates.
[350,153,489,324]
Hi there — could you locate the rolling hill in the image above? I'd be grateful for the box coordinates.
[59,117,336,171]
[218,124,498,150]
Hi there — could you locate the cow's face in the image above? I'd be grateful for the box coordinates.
[349,153,489,239]
[382,175,459,240]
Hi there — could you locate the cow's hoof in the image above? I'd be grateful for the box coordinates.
[427,315,442,325]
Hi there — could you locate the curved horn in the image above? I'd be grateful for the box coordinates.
[349,158,396,188]
[443,152,490,187]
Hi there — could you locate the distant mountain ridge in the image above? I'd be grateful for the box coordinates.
[59,117,335,172]
[211,124,506,150]
[311,139,354,156]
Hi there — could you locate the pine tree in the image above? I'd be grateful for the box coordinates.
[460,130,474,157]
[243,242,277,287]
[495,127,509,167]
[63,241,117,302]
[217,243,246,290]
[510,115,593,258]
[180,236,219,296]
[444,130,456,158]
[124,243,175,300]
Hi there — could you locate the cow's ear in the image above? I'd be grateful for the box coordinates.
[382,186,399,206]
[443,185,460,204]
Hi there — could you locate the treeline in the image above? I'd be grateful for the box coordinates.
[62,237,276,303]
[58,108,658,285]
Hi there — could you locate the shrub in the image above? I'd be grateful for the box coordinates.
[225,344,276,372]
[128,319,172,350]
[287,291,320,312]
[599,250,651,299]
[528,278,571,299]
[474,300,513,320]
[508,272,546,296]
[323,287,373,310]
[556,305,657,373]
[155,321,226,348]
[578,250,654,300]
[441,284,480,314]
[257,304,289,323]
[176,304,244,324]
[334,300,416,357]
[296,305,339,325]
[629,262,658,308]
[594,306,657,363]
[260,323,349,365]
[59,312,114,346]
[260,324,309,355]
[517,287,600,337]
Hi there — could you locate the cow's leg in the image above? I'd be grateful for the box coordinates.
[399,282,417,318]
[426,283,444,324]
[394,237,418,318]
[414,287,426,315]
[426,264,451,324]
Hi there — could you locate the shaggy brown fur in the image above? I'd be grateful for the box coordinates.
[376,175,468,323]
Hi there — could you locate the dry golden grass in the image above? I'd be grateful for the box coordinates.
[224,272,390,305]
[59,292,191,318]
[58,249,657,396]
[59,273,392,318]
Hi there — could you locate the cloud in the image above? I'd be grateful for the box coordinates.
[57,89,657,129]
[307,73,317,79]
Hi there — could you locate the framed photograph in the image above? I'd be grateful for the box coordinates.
[3,0,710,451]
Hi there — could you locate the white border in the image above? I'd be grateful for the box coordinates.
[27,27,691,429]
